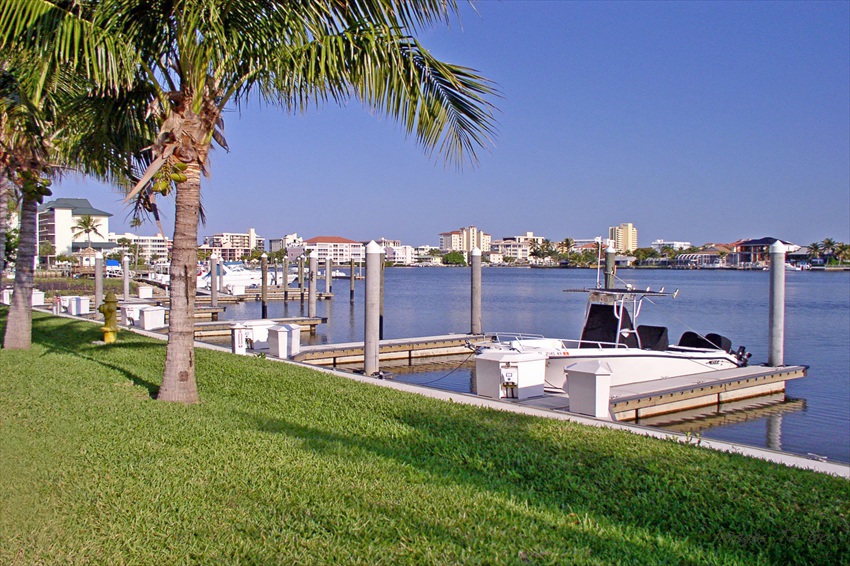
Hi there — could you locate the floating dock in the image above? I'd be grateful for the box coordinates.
[292,334,481,366]
[287,335,807,424]
[608,365,807,421]
[150,316,326,338]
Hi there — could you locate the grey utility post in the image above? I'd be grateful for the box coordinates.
[283,256,290,300]
[261,252,268,319]
[122,255,131,301]
[604,245,616,289]
[470,247,482,335]
[768,241,786,367]
[325,257,332,294]
[308,250,318,318]
[364,241,383,376]
[298,256,305,302]
[210,253,218,308]
[94,252,104,318]
[349,258,356,304]
[218,256,225,294]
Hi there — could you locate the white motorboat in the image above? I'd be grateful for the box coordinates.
[476,286,750,392]
[197,262,296,290]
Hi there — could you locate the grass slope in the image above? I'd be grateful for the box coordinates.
[1,310,848,565]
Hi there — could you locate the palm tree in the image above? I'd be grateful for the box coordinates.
[808,242,821,261]
[5,1,497,403]
[72,214,104,249]
[820,238,836,262]
[835,242,850,266]
[1,48,152,350]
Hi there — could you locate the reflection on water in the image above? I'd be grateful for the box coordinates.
[211,268,849,463]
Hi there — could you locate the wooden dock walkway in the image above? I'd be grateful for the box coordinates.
[608,365,807,421]
[292,334,482,366]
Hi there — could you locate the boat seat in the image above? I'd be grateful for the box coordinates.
[580,304,639,348]
[678,331,729,350]
[705,333,733,353]
[637,325,669,351]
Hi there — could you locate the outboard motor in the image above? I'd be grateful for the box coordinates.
[735,346,751,367]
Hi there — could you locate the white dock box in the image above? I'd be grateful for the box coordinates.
[474,350,547,400]
[138,286,154,299]
[68,296,90,315]
[567,361,613,419]
[121,305,142,325]
[31,290,45,306]
[1,289,11,305]
[228,284,245,296]
[139,306,166,330]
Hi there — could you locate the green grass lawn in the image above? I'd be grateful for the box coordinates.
[1,310,848,565]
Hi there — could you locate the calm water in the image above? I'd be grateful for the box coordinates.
[220,268,850,464]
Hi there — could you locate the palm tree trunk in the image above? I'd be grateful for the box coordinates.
[157,161,201,403]
[0,176,10,286]
[3,196,37,349]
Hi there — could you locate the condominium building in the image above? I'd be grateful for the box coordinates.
[384,244,415,265]
[489,238,532,262]
[651,239,692,252]
[37,198,114,255]
[608,223,638,253]
[439,226,491,252]
[287,236,365,263]
[108,232,171,264]
[268,233,302,253]
[202,228,265,261]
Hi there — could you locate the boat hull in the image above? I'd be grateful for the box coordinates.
[543,348,741,390]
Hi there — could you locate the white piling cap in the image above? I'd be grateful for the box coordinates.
[769,241,786,254]
[210,253,217,259]
[605,246,616,254]
[95,251,103,259]
[471,247,481,257]
[365,240,383,254]
[261,252,268,258]
[308,250,318,258]
[123,255,130,262]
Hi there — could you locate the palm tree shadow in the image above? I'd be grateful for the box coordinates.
[27,315,162,397]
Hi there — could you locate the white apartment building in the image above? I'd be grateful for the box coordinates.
[202,228,265,261]
[287,236,365,263]
[439,226,491,252]
[489,238,531,262]
[37,198,114,255]
[512,231,545,246]
[384,245,415,265]
[268,233,302,253]
[414,245,442,265]
[608,223,638,253]
[108,232,171,264]
[651,239,692,251]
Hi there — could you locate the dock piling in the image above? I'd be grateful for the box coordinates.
[122,255,130,301]
[364,241,383,376]
[349,258,356,304]
[283,256,290,300]
[308,251,318,318]
[471,247,482,334]
[261,252,268,319]
[604,246,616,289]
[768,241,786,366]
[210,254,218,308]
[95,252,104,319]
[325,258,332,294]
[298,257,305,303]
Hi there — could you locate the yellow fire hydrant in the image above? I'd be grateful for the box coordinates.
[98,292,119,344]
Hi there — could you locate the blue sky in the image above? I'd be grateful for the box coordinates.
[57,1,849,248]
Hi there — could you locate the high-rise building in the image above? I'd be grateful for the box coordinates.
[202,228,265,261]
[439,226,491,252]
[608,223,638,253]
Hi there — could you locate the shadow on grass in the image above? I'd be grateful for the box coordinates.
[3,312,163,398]
[242,409,848,565]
